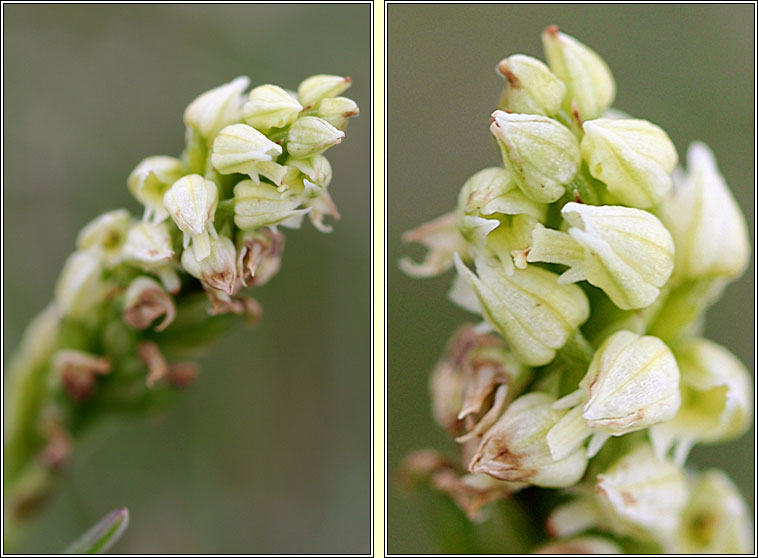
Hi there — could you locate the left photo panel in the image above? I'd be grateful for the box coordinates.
[3,3,372,554]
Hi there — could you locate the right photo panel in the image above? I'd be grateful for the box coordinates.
[387,3,755,554]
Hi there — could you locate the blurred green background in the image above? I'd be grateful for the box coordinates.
[388,4,754,554]
[3,4,370,554]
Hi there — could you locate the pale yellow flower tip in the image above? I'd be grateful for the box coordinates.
[529,203,674,310]
[490,111,580,204]
[233,180,310,232]
[548,330,680,461]
[287,116,344,159]
[54,251,104,320]
[673,469,753,554]
[184,76,249,140]
[163,174,219,261]
[581,330,679,432]
[76,209,131,268]
[469,392,588,488]
[649,337,752,465]
[287,155,332,188]
[533,536,622,555]
[659,142,750,282]
[242,84,302,131]
[496,54,566,117]
[541,25,616,121]
[453,254,589,366]
[296,74,351,109]
[595,443,687,545]
[127,156,187,222]
[316,96,359,131]
[121,221,174,267]
[121,221,179,293]
[581,118,678,208]
[456,167,547,222]
[211,123,285,187]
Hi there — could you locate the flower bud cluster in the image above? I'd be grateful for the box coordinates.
[401,26,751,552]
[9,75,357,486]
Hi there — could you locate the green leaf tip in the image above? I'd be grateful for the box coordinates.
[63,507,129,554]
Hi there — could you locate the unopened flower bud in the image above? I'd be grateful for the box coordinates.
[236,228,285,287]
[287,116,344,158]
[211,123,287,188]
[184,76,249,140]
[127,156,187,222]
[545,494,604,539]
[581,118,678,208]
[548,330,679,460]
[54,251,104,320]
[490,111,580,203]
[453,254,589,366]
[457,167,547,222]
[646,278,726,342]
[123,276,176,332]
[242,84,302,131]
[76,209,131,268]
[121,221,180,293]
[297,74,351,109]
[496,54,566,116]
[400,213,469,278]
[658,142,750,282]
[594,443,687,544]
[233,180,311,231]
[163,174,219,260]
[469,392,588,488]
[316,96,359,130]
[53,349,111,401]
[287,155,333,189]
[650,338,752,464]
[541,26,615,121]
[181,234,237,295]
[122,221,174,266]
[534,536,622,555]
[528,203,675,310]
[7,304,61,376]
[674,470,753,554]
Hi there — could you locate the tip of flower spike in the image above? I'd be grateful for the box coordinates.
[496,61,519,88]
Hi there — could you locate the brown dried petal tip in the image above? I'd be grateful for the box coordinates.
[41,422,73,469]
[167,362,198,388]
[237,229,285,287]
[138,341,169,388]
[123,277,176,332]
[54,350,111,401]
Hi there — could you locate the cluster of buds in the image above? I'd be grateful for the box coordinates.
[401,26,751,553]
[5,75,357,515]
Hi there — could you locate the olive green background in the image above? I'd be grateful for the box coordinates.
[388,4,755,554]
[3,4,370,554]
